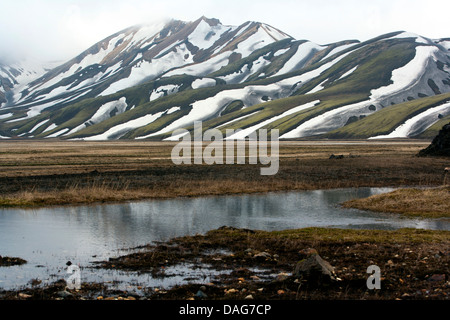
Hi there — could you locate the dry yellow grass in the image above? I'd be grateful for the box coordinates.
[342,186,450,218]
[0,140,448,209]
[0,178,317,208]
[0,181,150,207]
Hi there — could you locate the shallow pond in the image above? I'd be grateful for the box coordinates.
[0,187,448,292]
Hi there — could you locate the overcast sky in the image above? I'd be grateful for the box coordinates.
[1,0,449,62]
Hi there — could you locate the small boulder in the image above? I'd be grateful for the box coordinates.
[329,154,344,160]
[18,293,32,299]
[427,274,446,282]
[293,249,337,283]
[253,251,271,260]
[195,290,208,299]
[275,272,290,282]
[57,290,74,299]
[225,288,238,295]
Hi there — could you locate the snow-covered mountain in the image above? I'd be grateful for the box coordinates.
[7,17,295,106]
[0,17,449,140]
[0,58,59,108]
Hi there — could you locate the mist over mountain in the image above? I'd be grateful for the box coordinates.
[0,16,449,140]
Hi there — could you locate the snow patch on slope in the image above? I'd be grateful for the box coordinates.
[320,43,358,61]
[82,112,166,140]
[306,80,327,94]
[164,52,232,78]
[65,97,128,137]
[435,39,450,50]
[167,106,181,114]
[218,55,271,84]
[30,119,50,133]
[338,66,358,80]
[192,78,216,89]
[369,102,450,139]
[100,44,194,96]
[149,85,180,101]
[235,26,289,58]
[189,20,231,50]
[276,49,356,90]
[274,42,324,76]
[137,80,297,139]
[370,45,439,100]
[280,100,369,139]
[30,34,125,94]
[0,113,13,120]
[215,111,261,129]
[226,100,320,139]
[88,97,128,125]
[46,128,70,138]
[6,97,68,123]
[389,32,431,44]
[274,48,289,57]
[281,45,444,139]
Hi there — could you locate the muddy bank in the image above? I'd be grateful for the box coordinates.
[1,227,449,301]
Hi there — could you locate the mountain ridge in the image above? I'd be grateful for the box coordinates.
[0,17,449,141]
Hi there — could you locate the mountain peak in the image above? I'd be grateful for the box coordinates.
[197,16,222,27]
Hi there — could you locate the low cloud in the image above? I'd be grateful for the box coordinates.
[1,0,448,64]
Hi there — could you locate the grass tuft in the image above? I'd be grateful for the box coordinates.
[0,180,149,208]
[342,186,450,218]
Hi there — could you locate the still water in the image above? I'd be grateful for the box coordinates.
[0,187,448,291]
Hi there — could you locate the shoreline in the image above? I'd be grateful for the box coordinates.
[1,182,448,220]
[0,183,400,209]
[1,226,449,300]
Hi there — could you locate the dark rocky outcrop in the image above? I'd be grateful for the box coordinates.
[418,122,450,157]
[0,256,27,267]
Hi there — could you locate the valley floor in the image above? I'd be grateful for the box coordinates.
[0,139,448,210]
[0,139,449,303]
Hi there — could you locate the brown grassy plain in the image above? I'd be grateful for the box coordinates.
[0,139,448,209]
[1,139,449,302]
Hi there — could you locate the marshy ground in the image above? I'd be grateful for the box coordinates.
[1,227,449,301]
[0,139,448,207]
[0,139,449,301]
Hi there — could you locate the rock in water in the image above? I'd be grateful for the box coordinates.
[293,250,337,283]
[418,122,450,157]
